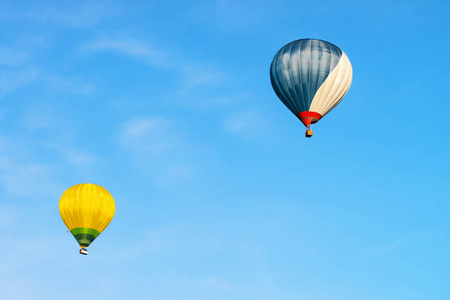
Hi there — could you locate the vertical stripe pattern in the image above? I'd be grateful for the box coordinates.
[270,39,352,121]
[309,51,352,116]
[59,183,115,248]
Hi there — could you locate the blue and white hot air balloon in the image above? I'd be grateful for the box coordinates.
[270,39,353,137]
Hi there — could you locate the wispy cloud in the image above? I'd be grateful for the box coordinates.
[0,103,99,197]
[20,101,99,170]
[0,69,37,97]
[106,222,265,264]
[178,67,225,90]
[81,37,243,109]
[0,46,28,65]
[0,1,119,29]
[20,104,53,133]
[39,72,95,95]
[81,39,170,68]
[64,149,97,166]
[0,157,60,198]
[118,117,198,187]
[172,66,246,109]
[49,143,99,172]
[185,0,276,33]
[119,117,177,154]
[0,140,96,198]
[222,110,268,138]
[0,68,94,98]
[108,225,185,259]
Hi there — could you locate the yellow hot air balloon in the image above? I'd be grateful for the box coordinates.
[59,183,115,255]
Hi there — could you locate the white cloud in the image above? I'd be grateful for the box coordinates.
[179,67,225,91]
[0,68,94,98]
[0,102,100,199]
[17,102,99,170]
[0,157,60,198]
[0,46,28,65]
[0,1,119,29]
[118,117,198,187]
[64,150,97,166]
[21,108,52,133]
[223,110,268,137]
[49,143,99,171]
[81,39,170,68]
[105,222,262,262]
[119,117,177,155]
[0,69,37,97]
[81,37,243,109]
[156,164,195,188]
[172,66,244,109]
[39,72,94,95]
[126,225,183,256]
[185,0,274,33]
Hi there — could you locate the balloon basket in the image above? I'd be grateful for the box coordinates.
[305,128,313,138]
[79,248,88,255]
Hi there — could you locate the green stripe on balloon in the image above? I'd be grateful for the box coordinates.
[70,228,100,247]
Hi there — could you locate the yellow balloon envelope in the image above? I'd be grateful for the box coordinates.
[59,183,115,255]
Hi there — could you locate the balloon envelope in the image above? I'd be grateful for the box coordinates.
[270,38,352,127]
[59,183,115,251]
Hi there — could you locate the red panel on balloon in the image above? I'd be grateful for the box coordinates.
[297,111,322,126]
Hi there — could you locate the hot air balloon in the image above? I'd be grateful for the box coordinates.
[59,183,115,255]
[270,38,352,137]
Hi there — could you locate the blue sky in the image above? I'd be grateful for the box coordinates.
[1,0,449,299]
